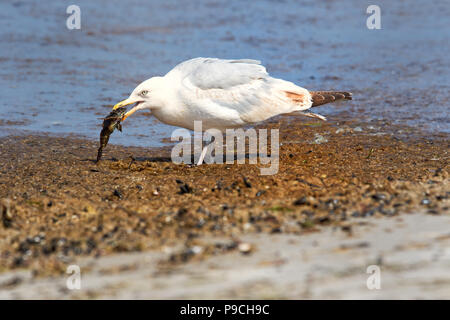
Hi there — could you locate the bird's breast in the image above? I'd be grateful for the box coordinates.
[151,102,245,132]
[151,108,192,129]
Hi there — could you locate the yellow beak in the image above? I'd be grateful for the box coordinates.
[112,98,140,121]
[113,98,136,110]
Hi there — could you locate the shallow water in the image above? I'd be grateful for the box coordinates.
[0,0,449,147]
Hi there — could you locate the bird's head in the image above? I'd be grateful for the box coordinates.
[112,76,165,121]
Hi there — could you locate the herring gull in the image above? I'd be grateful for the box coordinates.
[113,57,352,164]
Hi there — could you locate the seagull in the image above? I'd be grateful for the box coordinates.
[113,57,352,165]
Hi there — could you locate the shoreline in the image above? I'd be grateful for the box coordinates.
[1,109,450,150]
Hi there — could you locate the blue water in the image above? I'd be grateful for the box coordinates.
[0,0,449,146]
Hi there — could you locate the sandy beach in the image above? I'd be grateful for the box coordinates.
[0,118,448,298]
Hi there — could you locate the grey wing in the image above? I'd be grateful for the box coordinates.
[178,57,269,90]
[175,58,309,124]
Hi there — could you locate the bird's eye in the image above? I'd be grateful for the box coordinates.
[140,90,149,96]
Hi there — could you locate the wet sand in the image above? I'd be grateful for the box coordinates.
[2,213,450,299]
[0,116,448,298]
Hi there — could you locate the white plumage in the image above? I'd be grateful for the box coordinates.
[113,57,352,165]
[114,57,315,131]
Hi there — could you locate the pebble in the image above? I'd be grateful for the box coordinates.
[311,133,328,144]
[256,190,266,197]
[238,243,253,255]
[113,189,122,199]
[176,179,193,194]
[243,177,252,188]
[191,246,203,254]
[371,193,387,201]
[1,199,14,228]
